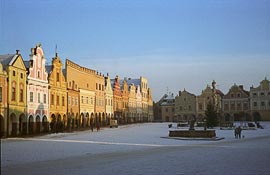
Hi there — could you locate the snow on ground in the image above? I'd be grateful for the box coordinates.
[1,122,270,168]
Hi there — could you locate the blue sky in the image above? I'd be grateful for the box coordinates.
[1,0,270,101]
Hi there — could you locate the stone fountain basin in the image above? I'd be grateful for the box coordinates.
[169,130,216,138]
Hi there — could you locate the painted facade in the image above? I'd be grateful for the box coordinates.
[147,88,153,122]
[0,51,27,136]
[160,93,175,122]
[121,79,129,124]
[128,83,137,123]
[250,78,270,121]
[104,74,114,123]
[46,53,67,133]
[222,84,250,125]
[140,77,148,122]
[0,61,8,137]
[95,72,106,126]
[26,44,49,135]
[112,76,123,122]
[136,85,143,122]
[196,81,223,121]
[65,59,95,129]
[175,89,196,122]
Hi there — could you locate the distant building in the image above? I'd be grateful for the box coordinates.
[121,78,129,124]
[128,83,137,123]
[0,58,8,137]
[147,88,154,122]
[26,44,49,135]
[250,78,270,121]
[0,50,27,136]
[135,85,143,122]
[104,74,114,124]
[46,53,67,133]
[222,84,250,125]
[196,81,223,121]
[159,93,175,122]
[175,89,196,122]
[111,76,123,123]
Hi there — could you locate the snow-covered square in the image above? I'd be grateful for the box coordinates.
[1,122,270,175]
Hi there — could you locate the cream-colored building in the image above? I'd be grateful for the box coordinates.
[222,84,250,124]
[175,89,196,122]
[105,74,114,124]
[0,61,8,137]
[136,85,142,122]
[140,77,148,122]
[196,81,223,121]
[128,83,137,123]
[250,78,270,121]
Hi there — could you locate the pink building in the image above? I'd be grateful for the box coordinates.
[25,44,49,134]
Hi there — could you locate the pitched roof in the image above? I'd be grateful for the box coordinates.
[0,54,16,70]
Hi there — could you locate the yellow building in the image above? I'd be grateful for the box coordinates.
[0,51,27,136]
[121,78,129,124]
[0,61,8,137]
[128,83,137,123]
[65,59,96,129]
[46,53,67,133]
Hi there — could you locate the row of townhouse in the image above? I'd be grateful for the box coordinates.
[0,44,153,137]
[154,79,270,124]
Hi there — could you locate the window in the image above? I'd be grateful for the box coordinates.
[224,103,229,110]
[68,96,71,105]
[13,70,16,76]
[81,96,83,104]
[230,103,235,110]
[51,94,54,105]
[237,93,241,97]
[253,93,257,97]
[243,102,248,110]
[237,103,241,110]
[230,93,234,98]
[87,83,89,88]
[165,108,168,112]
[57,72,60,82]
[253,102,257,107]
[29,92,33,102]
[261,101,265,107]
[38,93,40,103]
[0,87,2,102]
[86,97,89,104]
[69,82,71,88]
[37,71,40,78]
[261,92,265,96]
[44,94,46,104]
[102,85,104,91]
[62,96,65,106]
[268,92,270,96]
[57,95,59,105]
[19,89,23,102]
[21,73,23,79]
[199,104,203,110]
[99,84,101,90]
[12,87,16,101]
[76,97,78,106]
[96,83,98,90]
[72,97,74,105]
[91,97,93,105]
[189,105,191,111]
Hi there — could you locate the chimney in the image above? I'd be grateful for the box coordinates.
[16,50,20,54]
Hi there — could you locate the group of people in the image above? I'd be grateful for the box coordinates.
[90,122,100,132]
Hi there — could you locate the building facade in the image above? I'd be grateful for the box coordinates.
[104,74,114,124]
[147,88,153,122]
[136,85,142,122]
[95,72,106,126]
[26,44,49,135]
[128,83,137,123]
[140,77,148,122]
[47,53,67,133]
[0,51,27,136]
[65,59,95,129]
[0,61,8,137]
[250,78,270,121]
[121,79,129,124]
[222,84,250,125]
[197,81,223,121]
[160,93,175,122]
[175,89,196,122]
[112,76,123,123]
